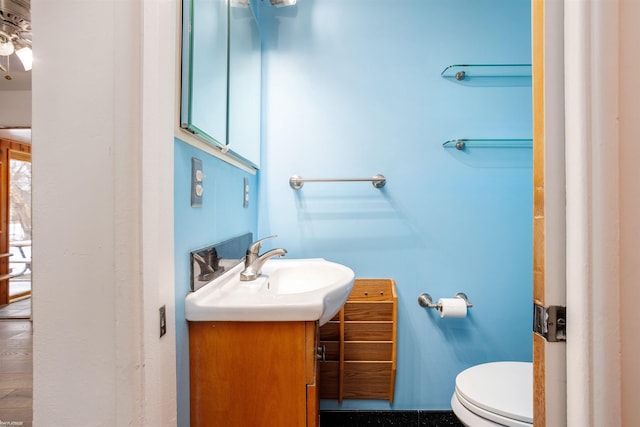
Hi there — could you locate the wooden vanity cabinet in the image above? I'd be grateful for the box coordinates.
[189,321,319,427]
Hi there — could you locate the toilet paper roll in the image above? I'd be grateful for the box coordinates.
[437,297,468,318]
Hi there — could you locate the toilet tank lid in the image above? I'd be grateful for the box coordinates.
[455,361,533,424]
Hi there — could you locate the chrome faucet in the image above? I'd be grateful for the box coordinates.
[240,235,287,281]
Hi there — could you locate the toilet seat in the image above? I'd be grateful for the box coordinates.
[451,393,505,427]
[452,361,532,427]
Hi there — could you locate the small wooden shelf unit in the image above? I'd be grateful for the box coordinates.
[319,278,398,403]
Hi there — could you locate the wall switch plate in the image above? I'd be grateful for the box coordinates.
[243,177,249,208]
[191,157,203,207]
[159,305,167,337]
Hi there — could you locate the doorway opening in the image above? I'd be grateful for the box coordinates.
[0,137,32,319]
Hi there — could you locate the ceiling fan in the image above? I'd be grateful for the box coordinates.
[0,0,31,80]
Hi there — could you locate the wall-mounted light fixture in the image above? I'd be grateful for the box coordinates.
[269,0,297,7]
[0,0,32,77]
[230,0,250,7]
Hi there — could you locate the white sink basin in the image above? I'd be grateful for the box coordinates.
[185,258,355,325]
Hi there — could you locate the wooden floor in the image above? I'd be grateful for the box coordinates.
[0,300,32,426]
[0,298,31,319]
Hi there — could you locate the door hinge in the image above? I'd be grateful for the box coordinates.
[533,303,566,342]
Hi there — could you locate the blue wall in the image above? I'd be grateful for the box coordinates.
[257,0,532,410]
[174,138,258,426]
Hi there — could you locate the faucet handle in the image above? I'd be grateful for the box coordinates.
[247,235,278,255]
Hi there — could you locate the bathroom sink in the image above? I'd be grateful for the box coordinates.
[185,258,355,325]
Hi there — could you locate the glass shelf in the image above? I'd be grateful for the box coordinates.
[443,139,533,150]
[441,64,531,86]
[442,139,533,168]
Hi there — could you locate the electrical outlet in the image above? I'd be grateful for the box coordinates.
[243,177,249,208]
[191,157,203,207]
[159,305,167,338]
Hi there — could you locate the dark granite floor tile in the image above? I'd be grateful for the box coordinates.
[321,410,419,427]
[418,410,464,427]
[320,410,464,427]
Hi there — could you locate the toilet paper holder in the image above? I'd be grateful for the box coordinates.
[418,292,473,309]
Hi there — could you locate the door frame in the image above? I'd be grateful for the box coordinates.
[536,0,629,425]
[532,1,566,425]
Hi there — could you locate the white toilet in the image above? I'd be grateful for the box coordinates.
[451,361,533,427]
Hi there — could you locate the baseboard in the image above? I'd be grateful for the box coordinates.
[319,410,463,427]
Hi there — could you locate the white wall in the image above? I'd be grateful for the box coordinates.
[31,0,176,425]
[0,91,31,127]
[564,0,623,424]
[565,0,640,424]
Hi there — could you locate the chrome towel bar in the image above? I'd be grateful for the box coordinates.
[289,174,386,190]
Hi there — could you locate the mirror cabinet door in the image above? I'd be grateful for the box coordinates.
[181,0,229,148]
[228,4,262,168]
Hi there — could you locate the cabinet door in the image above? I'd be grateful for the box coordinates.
[228,3,261,167]
[181,0,228,147]
[190,321,309,427]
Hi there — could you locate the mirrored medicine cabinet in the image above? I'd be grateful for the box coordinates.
[180,0,262,168]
